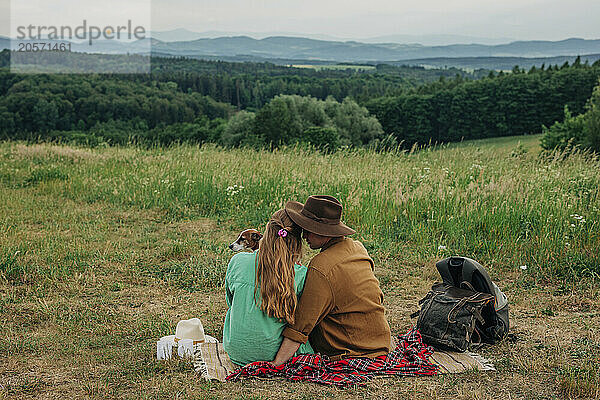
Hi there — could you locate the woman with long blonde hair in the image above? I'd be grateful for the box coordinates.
[223,209,313,366]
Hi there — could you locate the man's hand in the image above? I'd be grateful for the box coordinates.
[272,337,302,366]
[243,360,272,367]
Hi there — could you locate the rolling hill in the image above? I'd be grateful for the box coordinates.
[2,35,600,70]
[147,36,600,62]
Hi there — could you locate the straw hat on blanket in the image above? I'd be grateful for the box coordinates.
[175,318,205,345]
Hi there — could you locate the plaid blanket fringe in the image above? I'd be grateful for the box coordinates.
[226,328,438,387]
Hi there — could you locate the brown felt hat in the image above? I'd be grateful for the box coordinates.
[285,195,355,237]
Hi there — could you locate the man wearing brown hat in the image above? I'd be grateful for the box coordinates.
[272,195,391,365]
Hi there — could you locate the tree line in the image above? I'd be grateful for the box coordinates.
[0,71,234,139]
[1,50,479,110]
[1,49,600,151]
[366,61,600,146]
[132,56,480,109]
[0,50,482,146]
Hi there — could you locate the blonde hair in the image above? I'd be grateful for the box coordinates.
[255,209,302,324]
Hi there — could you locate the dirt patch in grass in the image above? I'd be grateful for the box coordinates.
[176,218,218,235]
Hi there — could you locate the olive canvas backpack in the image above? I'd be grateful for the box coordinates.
[436,256,509,344]
[414,256,509,352]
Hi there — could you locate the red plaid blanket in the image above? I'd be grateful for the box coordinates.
[226,328,437,387]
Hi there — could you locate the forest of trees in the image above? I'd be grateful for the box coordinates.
[366,61,600,146]
[2,50,481,110]
[1,49,600,150]
[140,57,484,109]
[0,71,234,137]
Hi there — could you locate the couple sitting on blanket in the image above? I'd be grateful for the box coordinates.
[223,195,391,367]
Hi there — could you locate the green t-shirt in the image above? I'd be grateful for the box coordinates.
[223,251,314,366]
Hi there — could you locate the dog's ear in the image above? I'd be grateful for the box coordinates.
[251,232,262,241]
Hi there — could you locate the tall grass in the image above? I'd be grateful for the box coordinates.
[1,136,599,283]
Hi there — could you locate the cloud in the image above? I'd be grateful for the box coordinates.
[3,0,599,41]
[147,0,599,40]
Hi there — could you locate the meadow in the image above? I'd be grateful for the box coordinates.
[1,134,599,399]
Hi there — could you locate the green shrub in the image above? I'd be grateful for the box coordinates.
[541,106,587,150]
[301,126,340,150]
[323,97,384,146]
[541,80,600,152]
[220,110,257,147]
[253,95,316,146]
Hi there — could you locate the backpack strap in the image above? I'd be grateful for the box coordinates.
[469,324,483,349]
[447,292,482,323]
[469,304,486,325]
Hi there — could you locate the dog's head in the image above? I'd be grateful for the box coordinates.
[229,229,262,252]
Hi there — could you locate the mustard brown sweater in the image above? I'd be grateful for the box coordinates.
[282,237,391,360]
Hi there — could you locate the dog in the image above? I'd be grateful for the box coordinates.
[229,229,262,252]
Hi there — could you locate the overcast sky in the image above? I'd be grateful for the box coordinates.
[3,0,600,42]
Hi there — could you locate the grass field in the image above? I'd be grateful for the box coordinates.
[1,135,599,399]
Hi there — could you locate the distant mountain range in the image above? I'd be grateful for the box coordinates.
[359,34,515,46]
[144,36,600,62]
[149,29,515,46]
[149,29,348,43]
[2,34,600,69]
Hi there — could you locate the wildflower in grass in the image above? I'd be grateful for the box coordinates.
[520,265,528,270]
[438,245,447,251]
[570,214,586,224]
[226,184,244,196]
